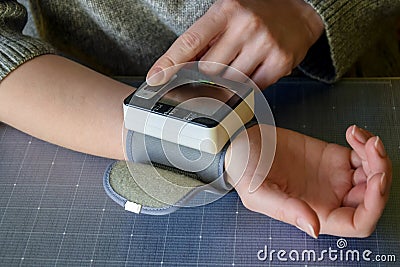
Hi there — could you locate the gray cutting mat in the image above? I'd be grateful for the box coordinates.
[0,78,399,266]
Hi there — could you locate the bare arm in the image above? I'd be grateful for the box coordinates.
[0,55,133,160]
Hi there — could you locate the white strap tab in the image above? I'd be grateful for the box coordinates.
[124,201,142,214]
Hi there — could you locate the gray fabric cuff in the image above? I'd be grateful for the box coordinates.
[103,121,257,215]
[125,120,258,192]
[103,161,223,215]
[125,130,232,192]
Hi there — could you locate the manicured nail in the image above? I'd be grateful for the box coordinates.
[380,173,387,196]
[248,174,267,193]
[296,218,318,239]
[367,172,386,195]
[146,67,165,86]
[351,125,368,144]
[198,61,217,73]
[374,136,387,158]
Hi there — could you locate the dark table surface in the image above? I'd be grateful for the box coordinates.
[0,78,399,266]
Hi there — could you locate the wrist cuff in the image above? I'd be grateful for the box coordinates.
[103,120,257,215]
[125,130,231,192]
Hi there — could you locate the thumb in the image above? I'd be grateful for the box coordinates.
[237,182,320,239]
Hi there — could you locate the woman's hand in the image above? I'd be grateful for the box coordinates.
[225,124,392,238]
[147,0,324,89]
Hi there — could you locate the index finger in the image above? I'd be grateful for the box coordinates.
[146,6,227,85]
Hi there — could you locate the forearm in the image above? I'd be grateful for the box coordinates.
[0,55,133,160]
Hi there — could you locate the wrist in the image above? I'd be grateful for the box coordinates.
[223,125,254,188]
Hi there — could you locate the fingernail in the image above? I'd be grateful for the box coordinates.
[380,173,387,196]
[367,172,386,196]
[374,136,387,158]
[351,125,368,144]
[146,67,165,86]
[198,61,216,73]
[296,218,318,239]
[248,175,268,193]
[367,172,377,182]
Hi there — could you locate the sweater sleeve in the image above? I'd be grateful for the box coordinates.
[299,0,400,83]
[0,1,55,81]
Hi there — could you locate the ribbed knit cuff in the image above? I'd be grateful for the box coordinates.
[0,1,56,81]
[0,30,56,81]
[300,0,398,83]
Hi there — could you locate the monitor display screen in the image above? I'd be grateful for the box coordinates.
[159,82,235,116]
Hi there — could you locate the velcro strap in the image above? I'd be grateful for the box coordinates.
[125,120,257,192]
[125,130,231,191]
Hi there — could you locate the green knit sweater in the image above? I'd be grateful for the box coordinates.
[1,0,399,82]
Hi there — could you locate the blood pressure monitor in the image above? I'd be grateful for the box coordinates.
[123,68,255,154]
[105,63,276,214]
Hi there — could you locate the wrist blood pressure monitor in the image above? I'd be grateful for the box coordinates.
[123,67,255,155]
[121,64,256,196]
[104,63,275,214]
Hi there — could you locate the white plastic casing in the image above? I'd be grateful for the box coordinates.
[123,91,254,154]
